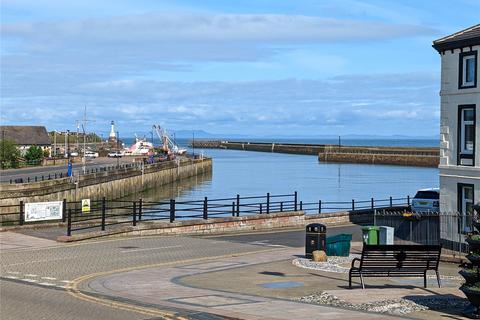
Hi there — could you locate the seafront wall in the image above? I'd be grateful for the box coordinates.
[191,140,439,167]
[0,158,212,206]
[56,209,373,242]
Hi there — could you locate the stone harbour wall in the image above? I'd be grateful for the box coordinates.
[0,158,212,207]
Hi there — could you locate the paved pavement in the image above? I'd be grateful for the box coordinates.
[83,247,398,320]
[0,226,468,319]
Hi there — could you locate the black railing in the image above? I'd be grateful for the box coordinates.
[299,196,410,214]
[66,192,298,235]
[0,193,412,230]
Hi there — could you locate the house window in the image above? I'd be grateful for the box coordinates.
[459,51,477,89]
[458,183,474,233]
[458,105,476,166]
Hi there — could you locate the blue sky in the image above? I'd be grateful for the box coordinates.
[1,0,479,138]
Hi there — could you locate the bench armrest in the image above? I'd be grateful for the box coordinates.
[351,257,361,269]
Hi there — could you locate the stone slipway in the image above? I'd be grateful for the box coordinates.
[82,248,402,320]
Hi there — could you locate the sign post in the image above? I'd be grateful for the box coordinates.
[81,199,91,213]
[25,201,63,222]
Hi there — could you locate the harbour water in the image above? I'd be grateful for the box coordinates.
[125,138,438,205]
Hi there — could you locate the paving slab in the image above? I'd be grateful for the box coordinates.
[83,248,401,320]
[0,231,60,250]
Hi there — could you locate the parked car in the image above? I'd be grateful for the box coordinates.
[107,151,123,158]
[85,151,99,158]
[70,152,79,157]
[411,188,440,213]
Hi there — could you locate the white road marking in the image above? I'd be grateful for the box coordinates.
[120,245,182,253]
[248,241,287,248]
[4,276,18,279]
[38,282,55,286]
[61,280,73,283]
[41,277,57,280]
[23,279,38,283]
[6,271,20,274]
[24,274,38,277]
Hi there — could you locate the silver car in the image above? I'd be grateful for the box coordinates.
[411,188,439,213]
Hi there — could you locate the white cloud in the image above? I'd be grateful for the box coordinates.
[0,72,440,136]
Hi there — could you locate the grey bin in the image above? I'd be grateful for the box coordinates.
[379,226,394,245]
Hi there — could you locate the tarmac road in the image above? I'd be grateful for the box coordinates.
[0,157,137,183]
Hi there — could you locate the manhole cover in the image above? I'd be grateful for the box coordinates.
[259,281,304,289]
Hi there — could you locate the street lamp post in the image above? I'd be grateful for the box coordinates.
[116,131,120,167]
[67,130,70,159]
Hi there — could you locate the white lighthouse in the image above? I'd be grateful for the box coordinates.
[108,121,116,142]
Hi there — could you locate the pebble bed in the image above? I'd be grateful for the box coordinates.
[295,291,469,315]
[293,255,467,315]
[292,255,360,273]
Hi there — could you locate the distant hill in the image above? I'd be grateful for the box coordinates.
[170,130,437,141]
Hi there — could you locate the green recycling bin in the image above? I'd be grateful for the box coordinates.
[325,234,352,256]
[362,226,379,245]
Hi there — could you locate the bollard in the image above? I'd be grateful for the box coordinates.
[232,201,235,217]
[407,195,410,207]
[259,203,263,214]
[319,200,322,213]
[371,198,374,210]
[300,201,303,211]
[48,174,51,180]
[390,196,393,207]
[55,173,57,179]
[35,176,37,182]
[352,199,355,211]
[27,177,30,183]
[280,202,283,212]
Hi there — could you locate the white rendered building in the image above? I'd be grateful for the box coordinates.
[433,25,480,233]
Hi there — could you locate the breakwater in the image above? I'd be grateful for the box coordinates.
[0,157,212,207]
[190,140,439,167]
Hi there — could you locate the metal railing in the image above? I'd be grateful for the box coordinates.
[299,196,410,214]
[65,192,298,236]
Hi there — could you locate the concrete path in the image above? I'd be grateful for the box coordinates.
[83,248,401,320]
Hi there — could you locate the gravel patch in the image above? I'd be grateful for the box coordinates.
[292,255,360,273]
[295,291,469,315]
[292,256,463,281]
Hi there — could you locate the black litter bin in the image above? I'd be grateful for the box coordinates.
[305,223,326,258]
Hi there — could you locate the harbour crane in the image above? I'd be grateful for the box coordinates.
[152,125,187,156]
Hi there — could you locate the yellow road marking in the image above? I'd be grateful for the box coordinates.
[67,247,282,319]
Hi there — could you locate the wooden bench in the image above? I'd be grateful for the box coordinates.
[349,244,442,289]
